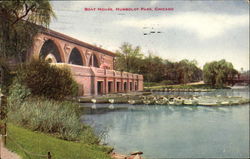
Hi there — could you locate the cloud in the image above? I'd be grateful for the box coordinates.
[111,1,135,8]
[150,1,159,6]
[118,12,249,39]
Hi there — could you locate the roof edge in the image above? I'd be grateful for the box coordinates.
[40,27,116,57]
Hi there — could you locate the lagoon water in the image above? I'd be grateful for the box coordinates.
[81,87,249,158]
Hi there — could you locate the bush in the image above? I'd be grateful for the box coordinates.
[7,97,99,143]
[15,59,78,100]
[144,82,159,87]
[160,80,174,85]
[8,79,31,106]
[6,60,102,144]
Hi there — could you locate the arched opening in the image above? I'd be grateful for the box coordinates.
[39,40,62,62]
[68,48,84,66]
[90,54,99,67]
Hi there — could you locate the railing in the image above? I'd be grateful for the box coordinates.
[91,67,105,76]
[53,63,142,80]
[133,74,138,79]
[128,73,133,79]
[115,71,122,77]
[106,70,115,76]
[71,65,93,76]
[122,72,128,77]
[6,135,52,159]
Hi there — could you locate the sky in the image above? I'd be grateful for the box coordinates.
[50,0,249,71]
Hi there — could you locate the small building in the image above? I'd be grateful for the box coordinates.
[27,28,143,96]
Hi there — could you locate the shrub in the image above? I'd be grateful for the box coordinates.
[81,126,101,144]
[7,79,31,107]
[7,60,101,144]
[15,59,78,100]
[144,82,159,87]
[160,80,174,85]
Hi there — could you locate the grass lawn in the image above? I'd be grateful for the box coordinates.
[6,124,112,159]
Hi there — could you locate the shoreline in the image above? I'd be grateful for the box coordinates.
[111,152,144,159]
[78,91,250,107]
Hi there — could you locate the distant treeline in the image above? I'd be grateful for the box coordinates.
[114,43,239,87]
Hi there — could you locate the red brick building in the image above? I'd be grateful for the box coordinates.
[28,28,143,96]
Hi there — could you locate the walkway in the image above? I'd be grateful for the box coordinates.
[0,142,20,159]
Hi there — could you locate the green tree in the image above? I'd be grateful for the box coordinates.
[177,59,202,84]
[0,0,55,61]
[115,42,143,73]
[115,43,203,84]
[0,0,55,92]
[140,53,165,82]
[162,59,202,84]
[203,59,238,87]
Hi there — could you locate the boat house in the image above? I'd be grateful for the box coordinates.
[27,28,143,96]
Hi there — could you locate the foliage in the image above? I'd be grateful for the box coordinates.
[203,59,238,87]
[8,79,31,106]
[7,124,112,159]
[139,54,167,82]
[171,59,202,84]
[0,0,55,61]
[144,82,161,87]
[14,60,78,100]
[115,42,144,73]
[115,43,203,84]
[81,126,102,145]
[160,80,175,85]
[0,58,13,93]
[7,97,100,143]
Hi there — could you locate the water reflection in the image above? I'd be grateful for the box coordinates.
[91,103,96,109]
[81,88,249,158]
[108,104,114,109]
[155,87,249,98]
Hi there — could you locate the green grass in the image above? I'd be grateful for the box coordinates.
[6,124,112,159]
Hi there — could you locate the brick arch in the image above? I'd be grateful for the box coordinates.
[31,34,66,63]
[68,47,87,66]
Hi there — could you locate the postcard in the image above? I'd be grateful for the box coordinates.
[0,1,249,159]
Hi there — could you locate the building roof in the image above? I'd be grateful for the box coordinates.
[41,27,116,57]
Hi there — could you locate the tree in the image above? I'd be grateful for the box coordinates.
[115,42,143,73]
[162,59,202,84]
[176,59,202,84]
[140,53,165,82]
[115,43,203,84]
[203,59,238,87]
[0,0,55,61]
[0,0,55,92]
